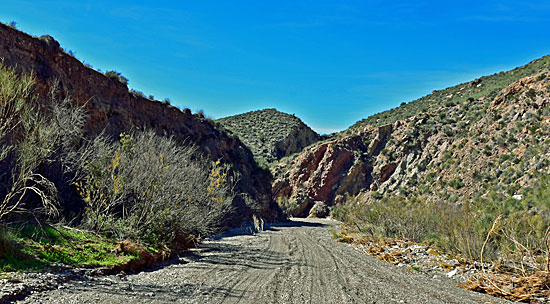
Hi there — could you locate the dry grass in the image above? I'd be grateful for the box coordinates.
[462,272,550,303]
[333,181,550,302]
[460,217,550,303]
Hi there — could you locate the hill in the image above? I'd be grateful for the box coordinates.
[273,55,550,217]
[272,57,550,299]
[217,108,321,164]
[0,22,282,225]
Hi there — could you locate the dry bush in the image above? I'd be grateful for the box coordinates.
[73,130,236,247]
[0,63,85,221]
[334,183,550,301]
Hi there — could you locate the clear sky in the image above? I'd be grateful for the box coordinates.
[2,1,550,133]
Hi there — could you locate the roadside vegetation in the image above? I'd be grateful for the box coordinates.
[0,225,137,272]
[326,58,550,302]
[333,175,550,302]
[0,62,237,272]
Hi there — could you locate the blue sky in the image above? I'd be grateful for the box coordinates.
[2,1,550,133]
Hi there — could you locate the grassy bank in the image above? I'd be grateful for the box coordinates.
[0,224,139,272]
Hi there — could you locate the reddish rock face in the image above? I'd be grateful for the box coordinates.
[0,24,281,223]
[273,123,397,216]
[273,133,370,216]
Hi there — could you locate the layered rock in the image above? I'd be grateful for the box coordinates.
[0,23,281,223]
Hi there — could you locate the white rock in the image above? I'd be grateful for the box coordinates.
[446,268,458,278]
[512,194,523,201]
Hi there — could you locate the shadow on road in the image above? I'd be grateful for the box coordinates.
[210,217,330,240]
[136,219,323,274]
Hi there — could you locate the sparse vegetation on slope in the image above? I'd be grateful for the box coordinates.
[318,62,550,302]
[352,55,550,129]
[276,57,550,218]
[217,108,321,164]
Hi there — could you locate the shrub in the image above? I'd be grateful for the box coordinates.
[104,70,128,86]
[0,64,85,221]
[130,89,145,98]
[0,227,16,260]
[73,130,236,247]
[276,196,300,218]
[448,177,465,189]
[526,88,537,100]
[371,191,383,200]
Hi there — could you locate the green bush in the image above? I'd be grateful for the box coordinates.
[276,196,300,218]
[448,177,464,189]
[526,88,537,100]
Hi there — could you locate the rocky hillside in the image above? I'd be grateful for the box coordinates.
[273,56,550,216]
[217,109,321,164]
[0,23,281,223]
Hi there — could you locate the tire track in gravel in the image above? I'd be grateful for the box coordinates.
[18,218,511,304]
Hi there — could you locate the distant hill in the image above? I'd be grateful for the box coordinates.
[273,55,550,216]
[217,108,321,164]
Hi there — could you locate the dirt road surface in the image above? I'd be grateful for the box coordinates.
[18,218,509,304]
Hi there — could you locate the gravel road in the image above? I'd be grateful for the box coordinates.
[18,218,509,304]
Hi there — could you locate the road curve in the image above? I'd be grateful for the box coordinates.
[19,218,509,304]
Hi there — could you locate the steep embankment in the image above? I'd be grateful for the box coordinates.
[0,23,281,223]
[274,56,550,216]
[217,109,321,164]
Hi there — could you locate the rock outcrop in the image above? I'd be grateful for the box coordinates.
[272,125,387,216]
[0,23,282,223]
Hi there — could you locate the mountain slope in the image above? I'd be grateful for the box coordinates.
[352,55,550,129]
[0,23,282,224]
[274,56,550,216]
[217,108,321,164]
